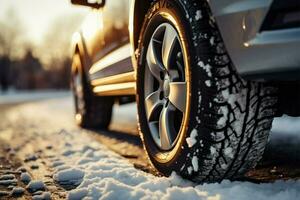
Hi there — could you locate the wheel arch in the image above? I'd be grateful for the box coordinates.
[129,0,152,71]
[71,32,91,81]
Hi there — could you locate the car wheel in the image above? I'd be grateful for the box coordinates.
[136,0,277,182]
[71,54,113,129]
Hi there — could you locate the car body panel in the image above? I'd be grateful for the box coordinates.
[72,0,300,86]
[89,43,132,80]
[73,0,133,83]
[209,0,300,80]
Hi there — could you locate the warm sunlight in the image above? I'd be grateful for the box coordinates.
[0,0,89,45]
[0,0,299,199]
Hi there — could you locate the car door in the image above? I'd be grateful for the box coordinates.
[89,0,133,80]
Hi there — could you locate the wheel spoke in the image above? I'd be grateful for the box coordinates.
[148,121,160,143]
[162,24,178,70]
[169,82,187,112]
[146,39,164,81]
[159,104,174,149]
[145,90,163,121]
[144,23,188,150]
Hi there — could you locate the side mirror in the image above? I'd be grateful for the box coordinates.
[71,0,105,9]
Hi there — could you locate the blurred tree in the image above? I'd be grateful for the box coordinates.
[0,57,9,92]
[0,9,25,59]
[0,9,25,92]
[0,10,86,91]
[37,14,84,69]
[34,13,85,89]
[13,49,43,90]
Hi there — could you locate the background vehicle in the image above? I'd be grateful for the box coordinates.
[70,0,300,182]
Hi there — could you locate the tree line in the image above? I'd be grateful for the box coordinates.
[0,10,84,92]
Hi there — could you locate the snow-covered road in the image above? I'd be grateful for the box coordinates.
[0,93,299,199]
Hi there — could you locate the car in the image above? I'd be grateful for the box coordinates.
[70,0,300,183]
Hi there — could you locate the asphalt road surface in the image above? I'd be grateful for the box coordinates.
[0,93,299,199]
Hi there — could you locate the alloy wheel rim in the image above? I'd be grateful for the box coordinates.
[144,23,187,151]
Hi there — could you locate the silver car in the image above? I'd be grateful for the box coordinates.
[70,0,300,182]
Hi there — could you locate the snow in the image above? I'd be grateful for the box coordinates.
[26,180,46,193]
[217,117,227,126]
[221,163,228,170]
[1,96,300,200]
[187,167,193,175]
[224,147,234,159]
[53,168,85,186]
[217,106,229,126]
[210,146,217,155]
[68,188,88,200]
[198,61,212,77]
[195,10,202,20]
[191,156,199,172]
[210,36,215,45]
[205,80,211,87]
[186,129,198,148]
[0,90,69,105]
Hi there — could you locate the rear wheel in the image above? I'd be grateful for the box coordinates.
[136,0,277,182]
[71,54,113,129]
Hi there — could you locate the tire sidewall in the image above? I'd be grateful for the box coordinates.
[136,0,207,175]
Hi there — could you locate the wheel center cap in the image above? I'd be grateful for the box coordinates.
[163,75,170,98]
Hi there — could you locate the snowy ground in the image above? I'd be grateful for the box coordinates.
[0,92,299,199]
[0,90,69,104]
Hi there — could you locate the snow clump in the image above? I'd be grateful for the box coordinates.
[53,168,84,186]
[186,129,198,148]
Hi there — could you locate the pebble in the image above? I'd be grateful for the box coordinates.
[8,185,14,189]
[26,180,46,193]
[33,191,44,195]
[24,155,38,162]
[4,147,12,152]
[9,151,16,156]
[0,190,10,196]
[31,164,39,170]
[20,172,32,184]
[270,166,281,175]
[36,150,43,154]
[0,179,17,186]
[11,187,25,196]
[0,174,15,180]
[17,167,27,173]
[52,161,65,167]
[32,192,51,200]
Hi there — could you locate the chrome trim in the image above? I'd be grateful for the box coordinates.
[91,71,135,86]
[89,43,131,75]
[93,82,136,96]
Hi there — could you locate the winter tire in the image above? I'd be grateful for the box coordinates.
[136,0,277,182]
[71,54,114,129]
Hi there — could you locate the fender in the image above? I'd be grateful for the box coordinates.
[129,0,151,71]
[71,31,92,81]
